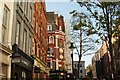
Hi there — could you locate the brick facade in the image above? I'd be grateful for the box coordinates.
[33,1,49,79]
[47,12,65,70]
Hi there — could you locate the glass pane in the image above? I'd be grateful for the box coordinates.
[29,35,32,55]
[23,29,27,52]
[2,26,6,43]
[3,7,7,26]
[22,71,26,80]
[15,20,20,45]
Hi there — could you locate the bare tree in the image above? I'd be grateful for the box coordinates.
[70,16,97,78]
[70,1,120,79]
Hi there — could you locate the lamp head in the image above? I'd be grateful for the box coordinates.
[69,42,75,50]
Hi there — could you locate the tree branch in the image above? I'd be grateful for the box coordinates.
[82,46,94,55]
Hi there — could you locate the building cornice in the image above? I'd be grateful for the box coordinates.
[0,43,12,55]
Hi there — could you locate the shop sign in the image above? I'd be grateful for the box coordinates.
[21,60,29,66]
[34,66,41,73]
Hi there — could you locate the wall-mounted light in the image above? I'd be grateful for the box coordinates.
[11,53,21,63]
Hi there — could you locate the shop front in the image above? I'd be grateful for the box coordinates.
[0,43,12,79]
[32,55,50,79]
[11,44,34,80]
[49,69,67,80]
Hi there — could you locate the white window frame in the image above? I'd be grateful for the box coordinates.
[47,24,52,31]
[15,20,21,46]
[49,36,54,44]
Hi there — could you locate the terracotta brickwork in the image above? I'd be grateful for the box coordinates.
[47,12,65,70]
[33,1,49,79]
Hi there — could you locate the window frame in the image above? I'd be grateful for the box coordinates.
[28,35,32,55]
[29,4,33,23]
[49,36,54,44]
[47,24,52,31]
[23,28,27,52]
[15,20,21,46]
[2,4,10,44]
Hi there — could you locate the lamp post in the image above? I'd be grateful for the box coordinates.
[11,44,21,63]
[11,44,21,79]
[69,42,75,79]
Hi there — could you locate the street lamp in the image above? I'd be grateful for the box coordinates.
[69,42,75,79]
[11,53,21,63]
[11,44,21,79]
[11,44,21,63]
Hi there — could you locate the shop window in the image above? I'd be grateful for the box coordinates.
[22,71,26,80]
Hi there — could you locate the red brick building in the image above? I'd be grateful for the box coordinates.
[32,1,49,79]
[92,42,111,79]
[46,12,65,70]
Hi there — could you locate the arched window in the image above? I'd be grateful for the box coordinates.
[49,36,54,44]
